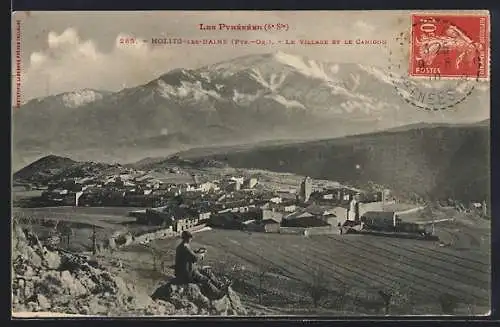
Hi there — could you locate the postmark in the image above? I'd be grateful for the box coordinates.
[388,13,489,111]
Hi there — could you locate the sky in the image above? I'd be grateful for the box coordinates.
[11,10,489,102]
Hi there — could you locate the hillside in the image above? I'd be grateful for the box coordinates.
[12,223,247,316]
[13,155,121,185]
[194,123,489,203]
[13,155,78,182]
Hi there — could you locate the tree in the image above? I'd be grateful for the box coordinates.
[91,225,97,255]
[147,244,164,273]
[378,290,392,315]
[309,267,329,308]
[257,265,268,305]
[378,283,413,315]
[332,281,352,311]
[56,221,73,249]
[439,293,459,314]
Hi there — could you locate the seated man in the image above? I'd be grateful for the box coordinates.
[175,230,230,299]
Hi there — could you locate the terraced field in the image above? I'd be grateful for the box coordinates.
[12,206,138,228]
[154,222,490,314]
[11,206,151,252]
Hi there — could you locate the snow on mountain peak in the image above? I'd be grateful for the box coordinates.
[273,51,336,82]
[156,79,220,101]
[61,89,103,108]
[267,94,305,109]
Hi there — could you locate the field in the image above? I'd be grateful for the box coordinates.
[151,218,490,315]
[10,197,491,315]
[11,206,157,252]
[12,206,138,227]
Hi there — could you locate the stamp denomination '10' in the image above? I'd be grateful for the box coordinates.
[410,14,489,79]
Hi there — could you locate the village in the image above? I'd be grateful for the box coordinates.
[14,158,434,239]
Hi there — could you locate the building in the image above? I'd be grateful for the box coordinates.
[259,200,298,223]
[138,206,172,225]
[244,218,280,233]
[232,181,241,191]
[360,191,383,203]
[282,208,331,228]
[360,211,399,231]
[174,217,201,232]
[123,193,152,207]
[299,176,312,203]
[302,204,340,226]
[347,194,361,221]
[282,212,330,228]
[209,209,262,230]
[482,200,489,217]
[330,206,348,222]
[230,176,245,185]
[139,205,211,229]
[41,189,84,206]
[262,219,281,232]
[196,181,219,193]
[191,174,200,185]
[260,208,284,223]
[243,177,258,189]
[281,203,343,228]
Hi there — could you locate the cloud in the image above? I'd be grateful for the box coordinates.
[48,28,79,48]
[21,28,177,102]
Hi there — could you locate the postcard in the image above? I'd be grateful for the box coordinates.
[11,10,490,317]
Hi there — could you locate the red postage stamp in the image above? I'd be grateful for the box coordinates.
[410,13,489,79]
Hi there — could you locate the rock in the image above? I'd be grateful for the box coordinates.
[14,226,27,243]
[43,250,62,270]
[15,278,24,292]
[17,246,43,267]
[26,301,39,312]
[152,280,247,316]
[24,280,35,300]
[35,270,63,296]
[77,274,97,293]
[185,284,210,308]
[145,300,172,315]
[25,265,36,277]
[156,300,176,314]
[185,301,198,315]
[112,275,131,295]
[60,270,88,296]
[227,288,247,315]
[108,238,117,250]
[211,296,230,314]
[89,298,109,315]
[79,305,90,315]
[37,294,51,310]
[13,224,249,316]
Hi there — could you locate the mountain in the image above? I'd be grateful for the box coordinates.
[13,154,125,184]
[13,52,489,160]
[191,122,490,203]
[381,119,491,133]
[13,155,77,183]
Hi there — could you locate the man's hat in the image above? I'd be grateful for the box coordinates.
[181,230,193,240]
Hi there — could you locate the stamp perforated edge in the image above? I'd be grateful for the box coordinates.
[408,12,490,81]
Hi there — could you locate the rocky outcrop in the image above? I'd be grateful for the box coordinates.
[11,224,248,316]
